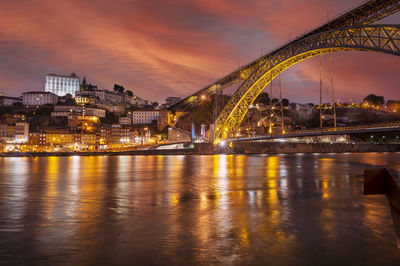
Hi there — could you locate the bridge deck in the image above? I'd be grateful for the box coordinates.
[170,0,400,110]
[229,122,400,142]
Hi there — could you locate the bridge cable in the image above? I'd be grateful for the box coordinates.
[320,51,323,129]
[279,72,285,134]
[330,50,337,128]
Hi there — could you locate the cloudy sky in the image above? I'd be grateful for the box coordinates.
[0,0,398,104]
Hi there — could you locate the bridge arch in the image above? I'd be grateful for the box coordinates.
[214,25,400,142]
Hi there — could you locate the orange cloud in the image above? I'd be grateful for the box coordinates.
[0,0,398,103]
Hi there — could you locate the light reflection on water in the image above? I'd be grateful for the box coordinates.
[0,153,400,265]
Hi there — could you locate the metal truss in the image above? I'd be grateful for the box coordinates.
[214,25,400,142]
[170,0,400,111]
[267,72,284,135]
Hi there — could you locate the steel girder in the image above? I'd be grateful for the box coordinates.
[214,24,400,142]
[170,0,400,111]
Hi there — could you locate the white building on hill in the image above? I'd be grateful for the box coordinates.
[45,73,80,96]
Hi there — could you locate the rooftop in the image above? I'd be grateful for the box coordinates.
[46,73,79,79]
[22,91,58,96]
[0,96,21,100]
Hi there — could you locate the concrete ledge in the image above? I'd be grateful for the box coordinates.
[364,168,400,248]
[232,142,400,154]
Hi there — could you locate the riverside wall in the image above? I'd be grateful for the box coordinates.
[2,143,400,157]
[232,142,400,154]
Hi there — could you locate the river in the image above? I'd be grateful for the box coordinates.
[1,153,400,265]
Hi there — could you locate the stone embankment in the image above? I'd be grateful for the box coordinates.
[1,142,400,157]
[232,142,400,154]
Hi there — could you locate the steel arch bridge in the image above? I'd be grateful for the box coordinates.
[214,24,400,142]
[169,0,400,111]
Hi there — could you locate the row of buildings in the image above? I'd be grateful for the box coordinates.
[1,73,156,108]
[0,73,186,151]
[0,112,157,152]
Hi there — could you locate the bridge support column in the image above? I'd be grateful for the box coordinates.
[364,168,400,248]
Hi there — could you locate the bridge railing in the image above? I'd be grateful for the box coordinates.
[258,121,400,139]
[364,168,400,248]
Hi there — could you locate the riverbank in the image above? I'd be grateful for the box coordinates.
[232,142,400,154]
[1,142,400,156]
[0,148,195,157]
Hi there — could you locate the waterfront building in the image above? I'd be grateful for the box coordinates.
[45,133,78,144]
[0,96,22,106]
[0,124,15,142]
[98,126,111,144]
[81,134,96,144]
[132,110,160,125]
[28,133,46,145]
[15,122,29,143]
[43,133,95,145]
[120,127,131,143]
[45,73,80,96]
[111,124,122,143]
[0,121,28,143]
[22,91,58,106]
[105,124,135,144]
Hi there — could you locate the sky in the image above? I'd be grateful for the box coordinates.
[0,0,399,104]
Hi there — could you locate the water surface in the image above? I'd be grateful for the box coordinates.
[0,153,400,265]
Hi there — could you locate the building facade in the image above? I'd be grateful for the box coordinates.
[0,96,22,106]
[28,133,47,145]
[132,110,160,125]
[15,122,29,143]
[0,124,15,142]
[167,127,192,142]
[157,110,171,130]
[0,122,29,143]
[119,116,132,125]
[51,106,106,118]
[22,91,58,106]
[45,73,80,96]
[75,89,124,104]
[165,97,181,107]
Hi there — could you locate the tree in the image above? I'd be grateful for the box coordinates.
[12,102,23,108]
[64,94,75,105]
[100,111,118,124]
[271,98,279,105]
[305,111,320,128]
[81,77,87,91]
[363,94,384,106]
[87,83,94,91]
[125,90,133,97]
[282,98,289,106]
[113,84,125,94]
[255,92,270,105]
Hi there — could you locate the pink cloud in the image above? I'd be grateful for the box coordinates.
[0,0,398,104]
